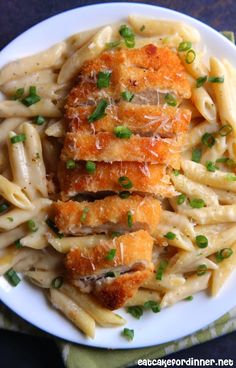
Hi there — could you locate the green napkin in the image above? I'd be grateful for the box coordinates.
[1,302,236,368]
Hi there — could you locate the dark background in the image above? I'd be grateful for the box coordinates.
[0,1,236,367]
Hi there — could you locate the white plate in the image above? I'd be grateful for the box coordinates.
[0,2,236,349]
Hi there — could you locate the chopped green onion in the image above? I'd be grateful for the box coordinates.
[215,248,233,263]
[189,198,205,208]
[51,276,64,289]
[140,25,145,32]
[173,170,180,176]
[122,328,134,341]
[4,268,21,287]
[177,193,186,205]
[178,41,192,52]
[143,300,161,313]
[164,93,177,107]
[105,271,116,277]
[197,264,208,276]
[192,148,202,163]
[156,260,168,281]
[13,88,24,100]
[10,133,26,144]
[119,191,130,199]
[105,248,116,261]
[201,133,216,148]
[21,86,41,106]
[164,232,176,240]
[127,210,133,228]
[80,207,89,223]
[0,202,9,213]
[106,40,121,49]
[185,49,196,64]
[121,91,134,102]
[226,173,236,181]
[127,306,143,319]
[221,31,235,44]
[85,161,96,174]
[27,219,38,232]
[46,218,64,239]
[114,126,132,139]
[205,160,219,172]
[97,70,112,89]
[34,115,45,125]
[15,239,23,249]
[119,25,135,48]
[208,76,224,83]
[219,124,232,136]
[118,176,133,189]
[88,99,108,123]
[111,231,122,238]
[196,75,207,88]
[7,217,13,222]
[196,235,208,248]
[185,296,193,301]
[216,157,236,168]
[66,159,76,169]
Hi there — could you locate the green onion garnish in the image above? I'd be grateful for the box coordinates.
[205,160,219,172]
[140,25,145,32]
[178,41,192,52]
[127,210,133,228]
[127,306,143,319]
[185,49,196,64]
[46,218,64,239]
[51,276,64,289]
[121,91,134,102]
[215,248,233,262]
[106,40,121,49]
[27,219,38,233]
[34,115,45,125]
[7,217,13,222]
[97,70,112,89]
[105,271,116,277]
[118,176,133,189]
[226,173,236,181]
[197,264,208,276]
[119,191,130,199]
[219,124,232,136]
[164,232,176,240]
[10,133,26,144]
[201,133,216,148]
[15,239,23,249]
[114,126,132,139]
[189,198,205,208]
[196,235,208,248]
[156,260,168,281]
[0,202,9,213]
[173,170,180,176]
[105,248,116,261]
[85,161,96,174]
[164,93,177,107]
[4,268,21,287]
[80,207,89,223]
[221,31,235,43]
[111,231,122,238]
[216,157,236,167]
[21,86,41,106]
[208,76,224,83]
[88,99,108,123]
[122,328,134,341]
[66,159,76,169]
[177,193,186,205]
[192,148,202,163]
[196,76,207,88]
[185,296,193,301]
[119,25,135,48]
[143,300,161,313]
[13,88,24,100]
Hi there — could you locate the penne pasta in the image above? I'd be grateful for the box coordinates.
[191,86,217,122]
[0,174,33,209]
[0,99,61,118]
[125,288,161,307]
